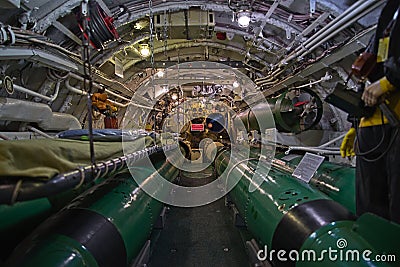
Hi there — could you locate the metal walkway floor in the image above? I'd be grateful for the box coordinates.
[148,167,250,267]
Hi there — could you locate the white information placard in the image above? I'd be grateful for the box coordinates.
[292,152,325,183]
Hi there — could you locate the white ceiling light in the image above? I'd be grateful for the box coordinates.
[237,11,251,28]
[233,81,240,88]
[139,44,150,57]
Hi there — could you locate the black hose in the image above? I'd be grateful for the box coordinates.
[88,2,117,49]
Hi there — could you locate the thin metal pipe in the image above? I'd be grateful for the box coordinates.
[298,1,383,60]
[71,72,134,95]
[18,83,51,102]
[318,133,347,148]
[0,133,9,140]
[284,0,379,64]
[0,80,61,102]
[65,77,87,95]
[285,146,341,155]
[65,77,161,111]
[294,0,372,53]
[26,126,55,139]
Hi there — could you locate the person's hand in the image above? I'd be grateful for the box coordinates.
[340,127,356,158]
[361,79,385,106]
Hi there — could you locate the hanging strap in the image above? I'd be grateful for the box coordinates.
[81,0,96,175]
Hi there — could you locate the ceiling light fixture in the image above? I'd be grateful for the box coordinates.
[139,44,150,57]
[228,1,253,28]
[233,81,240,88]
[237,11,251,28]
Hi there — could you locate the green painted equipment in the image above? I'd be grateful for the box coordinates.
[0,180,107,261]
[274,152,356,213]
[0,198,52,259]
[234,89,323,133]
[5,150,181,267]
[0,136,159,261]
[215,149,400,266]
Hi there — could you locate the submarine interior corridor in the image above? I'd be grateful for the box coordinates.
[0,0,399,266]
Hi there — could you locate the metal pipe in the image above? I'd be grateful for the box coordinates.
[65,77,87,95]
[283,0,380,64]
[69,73,132,102]
[318,133,347,148]
[258,72,332,88]
[253,26,375,99]
[14,83,50,102]
[66,78,127,108]
[293,73,332,89]
[298,1,384,60]
[293,0,372,53]
[49,81,61,102]
[67,74,160,111]
[0,80,61,102]
[0,134,9,140]
[69,72,134,95]
[285,146,341,155]
[66,77,127,108]
[69,72,102,90]
[26,126,55,139]
[14,33,80,58]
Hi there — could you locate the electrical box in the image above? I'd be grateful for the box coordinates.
[154,9,215,40]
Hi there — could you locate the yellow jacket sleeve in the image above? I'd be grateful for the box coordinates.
[380,77,395,94]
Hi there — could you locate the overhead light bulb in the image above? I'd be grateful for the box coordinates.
[237,11,251,28]
[139,44,150,57]
[233,81,240,88]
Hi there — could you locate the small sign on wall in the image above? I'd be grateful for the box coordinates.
[191,123,204,131]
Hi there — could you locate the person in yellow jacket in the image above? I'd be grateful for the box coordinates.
[341,0,400,224]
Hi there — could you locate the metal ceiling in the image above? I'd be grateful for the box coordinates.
[0,0,385,132]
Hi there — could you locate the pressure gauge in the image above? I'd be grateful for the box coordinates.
[3,76,13,95]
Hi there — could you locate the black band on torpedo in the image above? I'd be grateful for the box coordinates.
[272,199,356,253]
[47,208,127,267]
